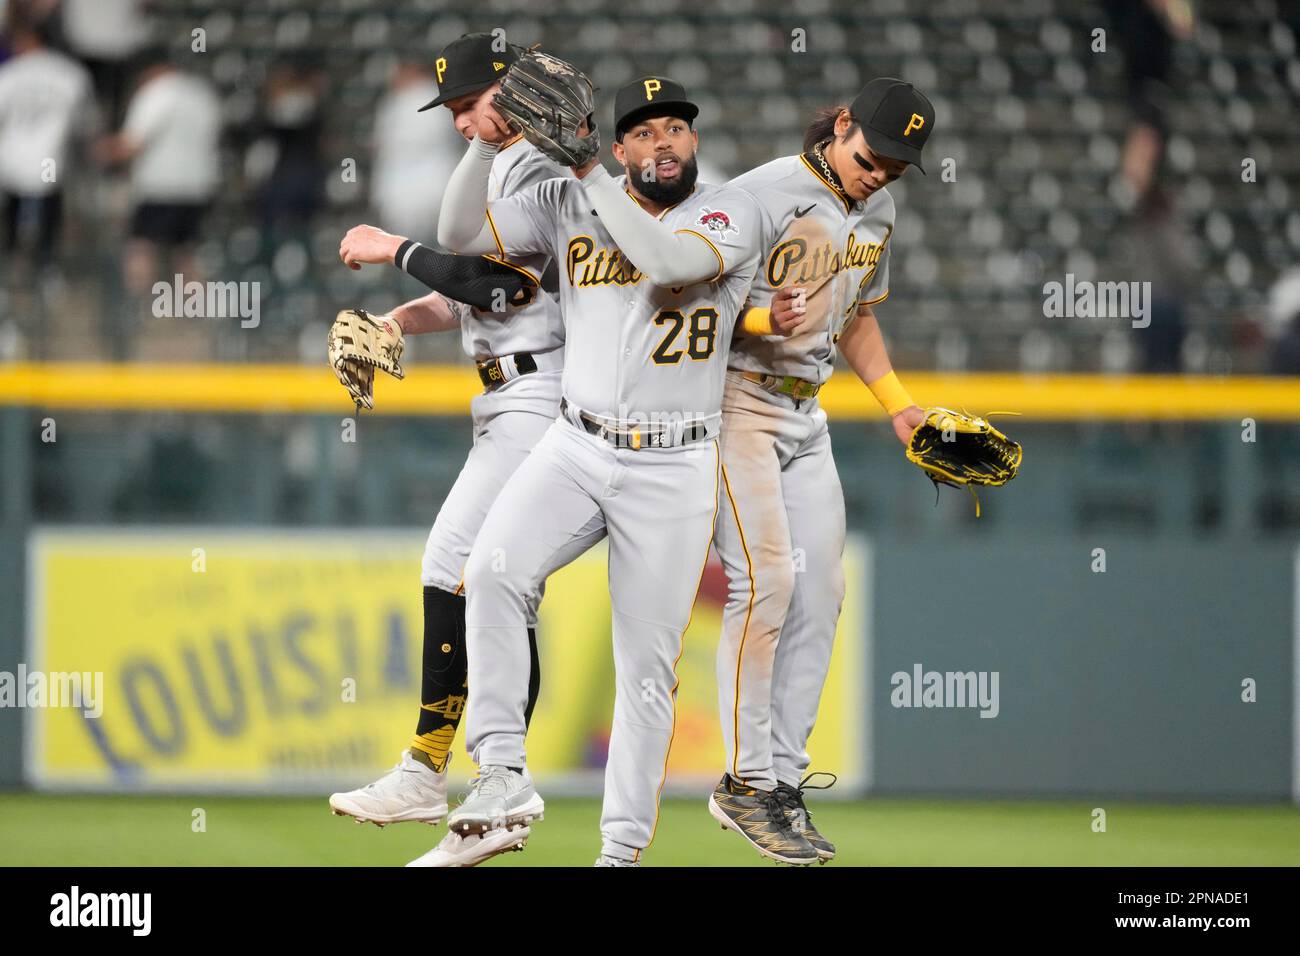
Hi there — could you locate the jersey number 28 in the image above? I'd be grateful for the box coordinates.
[651,308,718,365]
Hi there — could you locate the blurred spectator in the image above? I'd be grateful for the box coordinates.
[0,6,96,270]
[4,0,59,44]
[1265,268,1300,376]
[370,62,463,241]
[256,62,327,245]
[1121,184,1195,373]
[1102,0,1194,203]
[60,0,148,128]
[96,51,221,298]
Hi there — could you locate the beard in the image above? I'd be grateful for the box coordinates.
[626,153,699,206]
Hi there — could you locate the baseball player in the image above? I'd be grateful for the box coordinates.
[437,68,774,866]
[326,34,568,868]
[709,79,936,864]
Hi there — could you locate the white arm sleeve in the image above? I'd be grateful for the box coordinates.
[437,135,502,255]
[578,165,723,287]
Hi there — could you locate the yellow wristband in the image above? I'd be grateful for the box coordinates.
[867,370,914,417]
[739,307,774,336]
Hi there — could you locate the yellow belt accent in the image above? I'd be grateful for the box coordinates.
[741,371,821,400]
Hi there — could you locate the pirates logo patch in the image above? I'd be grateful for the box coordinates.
[697,207,739,240]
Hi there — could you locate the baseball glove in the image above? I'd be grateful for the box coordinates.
[906,407,1022,516]
[492,49,599,167]
[327,308,404,411]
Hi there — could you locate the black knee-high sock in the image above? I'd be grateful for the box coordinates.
[411,586,467,772]
[524,626,542,729]
[412,589,545,769]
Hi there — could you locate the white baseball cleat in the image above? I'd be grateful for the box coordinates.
[405,824,532,867]
[594,854,639,867]
[329,750,449,827]
[446,764,544,835]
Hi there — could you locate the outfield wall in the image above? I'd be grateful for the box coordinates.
[868,538,1296,801]
[3,528,1294,801]
[1,370,1298,799]
[13,529,866,794]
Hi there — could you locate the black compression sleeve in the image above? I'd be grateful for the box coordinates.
[393,240,532,311]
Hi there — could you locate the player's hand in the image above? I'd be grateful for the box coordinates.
[891,404,925,446]
[340,225,404,270]
[570,118,600,178]
[478,102,514,144]
[770,287,807,336]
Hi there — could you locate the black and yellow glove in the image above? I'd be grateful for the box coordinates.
[906,407,1022,516]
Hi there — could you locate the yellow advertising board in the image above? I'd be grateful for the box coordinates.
[27,530,865,792]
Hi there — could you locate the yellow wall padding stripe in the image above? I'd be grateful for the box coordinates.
[815,373,1300,421]
[2,365,1300,420]
[0,363,483,415]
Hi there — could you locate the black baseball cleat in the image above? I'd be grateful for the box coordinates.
[707,774,819,866]
[773,772,838,862]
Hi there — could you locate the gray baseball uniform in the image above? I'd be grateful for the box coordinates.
[447,151,766,861]
[714,153,893,790]
[420,137,567,598]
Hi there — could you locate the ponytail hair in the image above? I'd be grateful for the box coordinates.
[803,105,856,152]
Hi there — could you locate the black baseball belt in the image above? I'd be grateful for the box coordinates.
[477,351,538,391]
[561,398,714,451]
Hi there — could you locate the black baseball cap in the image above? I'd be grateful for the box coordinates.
[850,77,935,173]
[614,76,699,139]
[418,33,520,112]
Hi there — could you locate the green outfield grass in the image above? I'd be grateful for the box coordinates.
[0,794,1296,866]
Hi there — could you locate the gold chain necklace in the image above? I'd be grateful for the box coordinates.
[813,139,850,202]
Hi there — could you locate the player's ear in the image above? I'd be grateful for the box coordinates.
[833,107,853,138]
[611,138,625,166]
